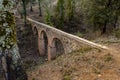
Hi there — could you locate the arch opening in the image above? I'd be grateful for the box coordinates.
[39,31,48,57]
[51,38,65,59]
[33,27,39,55]
[33,27,38,35]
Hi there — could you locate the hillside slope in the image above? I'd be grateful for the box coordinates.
[27,47,120,80]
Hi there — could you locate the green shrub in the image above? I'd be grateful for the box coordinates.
[63,75,71,80]
[114,29,120,38]
[104,54,113,62]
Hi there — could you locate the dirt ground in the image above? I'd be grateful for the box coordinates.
[26,42,120,80]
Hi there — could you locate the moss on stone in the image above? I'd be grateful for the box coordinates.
[2,0,9,6]
[0,9,17,50]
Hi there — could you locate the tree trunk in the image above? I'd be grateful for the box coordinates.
[113,16,118,29]
[22,0,27,25]
[30,5,33,12]
[38,0,42,16]
[30,0,33,12]
[0,0,27,80]
[102,20,107,34]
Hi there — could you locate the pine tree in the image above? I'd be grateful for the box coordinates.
[55,0,65,28]
[66,0,75,21]
[81,0,120,34]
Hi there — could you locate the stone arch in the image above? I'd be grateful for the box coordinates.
[39,30,48,56]
[33,26,38,35]
[50,38,65,59]
[32,26,39,54]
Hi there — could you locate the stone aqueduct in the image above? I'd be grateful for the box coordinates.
[27,18,109,61]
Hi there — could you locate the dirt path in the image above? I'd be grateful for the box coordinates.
[93,38,120,66]
[106,43,120,66]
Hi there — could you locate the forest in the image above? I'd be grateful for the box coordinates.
[0,0,120,80]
